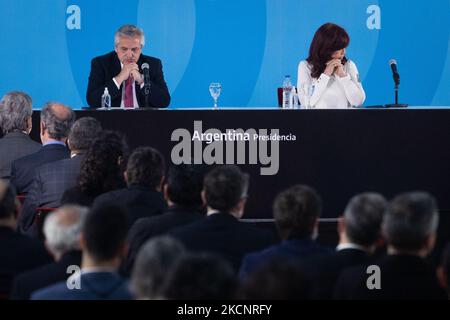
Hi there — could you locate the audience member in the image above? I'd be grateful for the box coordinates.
[123,163,206,275]
[10,102,75,194]
[19,117,101,234]
[161,253,237,300]
[237,260,311,300]
[10,205,87,299]
[300,192,386,299]
[32,204,132,299]
[130,236,185,299]
[93,146,166,227]
[0,180,51,298]
[0,92,40,180]
[334,191,447,299]
[239,185,330,278]
[170,165,275,272]
[61,131,127,206]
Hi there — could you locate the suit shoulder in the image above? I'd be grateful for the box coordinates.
[141,55,162,65]
[91,51,117,64]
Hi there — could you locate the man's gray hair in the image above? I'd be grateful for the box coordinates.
[0,91,33,134]
[43,205,88,256]
[41,102,76,140]
[383,191,439,251]
[68,117,102,151]
[114,24,145,47]
[131,236,185,299]
[344,192,387,246]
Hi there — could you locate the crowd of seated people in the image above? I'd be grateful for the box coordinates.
[0,91,449,300]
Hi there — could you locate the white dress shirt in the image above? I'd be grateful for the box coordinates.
[297,60,366,109]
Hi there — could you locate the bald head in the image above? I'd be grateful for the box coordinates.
[41,102,76,141]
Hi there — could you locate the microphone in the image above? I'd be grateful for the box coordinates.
[385,59,408,108]
[141,63,151,94]
[389,59,400,86]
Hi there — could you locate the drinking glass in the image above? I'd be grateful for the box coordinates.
[209,83,222,110]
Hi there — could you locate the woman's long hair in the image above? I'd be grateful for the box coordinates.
[306,23,350,79]
[78,130,128,197]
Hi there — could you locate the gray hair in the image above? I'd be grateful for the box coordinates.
[41,102,76,140]
[43,205,88,256]
[130,236,185,299]
[344,192,387,246]
[383,191,439,251]
[114,24,145,47]
[0,91,33,134]
[68,117,102,151]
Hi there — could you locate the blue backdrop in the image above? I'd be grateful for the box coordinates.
[0,0,449,109]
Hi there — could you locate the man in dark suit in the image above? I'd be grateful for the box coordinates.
[86,24,170,109]
[0,92,41,180]
[300,193,387,299]
[239,185,330,279]
[10,205,87,300]
[334,191,447,299]
[31,204,132,300]
[0,180,52,298]
[19,117,102,235]
[123,163,207,275]
[170,165,276,272]
[92,146,167,229]
[10,102,75,194]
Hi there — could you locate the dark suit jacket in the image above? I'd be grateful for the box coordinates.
[334,254,447,300]
[0,132,41,180]
[86,51,170,108]
[299,247,371,299]
[239,238,331,279]
[0,226,52,296]
[122,205,204,276]
[10,143,70,194]
[170,212,276,272]
[92,184,166,229]
[19,154,84,234]
[10,250,82,300]
[31,272,133,300]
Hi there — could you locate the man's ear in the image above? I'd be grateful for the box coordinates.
[201,190,207,207]
[123,170,128,183]
[337,215,345,235]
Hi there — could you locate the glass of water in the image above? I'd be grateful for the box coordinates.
[209,83,222,110]
[301,83,315,109]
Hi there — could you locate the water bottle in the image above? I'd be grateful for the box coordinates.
[282,75,293,109]
[101,87,111,109]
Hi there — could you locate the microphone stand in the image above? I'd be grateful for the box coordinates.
[385,75,408,108]
[144,83,151,109]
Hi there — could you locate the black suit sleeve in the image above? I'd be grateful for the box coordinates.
[86,57,122,108]
[137,58,171,108]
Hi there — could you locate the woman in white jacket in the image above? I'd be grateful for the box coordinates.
[297,23,365,109]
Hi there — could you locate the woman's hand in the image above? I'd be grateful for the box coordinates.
[324,59,341,76]
[334,62,347,78]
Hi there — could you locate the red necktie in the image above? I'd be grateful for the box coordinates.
[124,77,134,108]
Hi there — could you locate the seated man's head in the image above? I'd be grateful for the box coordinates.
[40,102,76,143]
[341,192,387,251]
[273,185,322,240]
[0,91,33,135]
[131,236,185,299]
[383,191,439,257]
[202,165,249,218]
[165,163,207,208]
[67,117,102,153]
[125,147,165,191]
[0,180,19,228]
[114,25,144,65]
[80,204,128,268]
[43,205,88,261]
